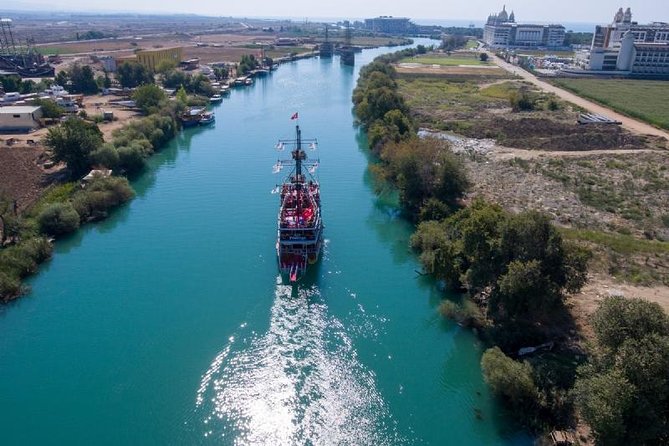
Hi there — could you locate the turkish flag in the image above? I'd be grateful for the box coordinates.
[290,112,299,120]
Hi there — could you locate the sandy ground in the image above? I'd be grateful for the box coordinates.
[490,54,669,140]
[395,64,510,77]
[570,275,669,341]
[0,95,141,209]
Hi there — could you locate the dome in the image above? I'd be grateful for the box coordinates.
[498,5,509,22]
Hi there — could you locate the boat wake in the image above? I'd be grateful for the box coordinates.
[195,280,404,445]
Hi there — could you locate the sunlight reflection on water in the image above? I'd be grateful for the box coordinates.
[195,279,405,445]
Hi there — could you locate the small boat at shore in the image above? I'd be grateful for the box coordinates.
[180,107,205,127]
[199,111,215,125]
[209,94,222,103]
[275,120,323,282]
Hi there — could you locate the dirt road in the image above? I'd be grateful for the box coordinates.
[491,55,669,140]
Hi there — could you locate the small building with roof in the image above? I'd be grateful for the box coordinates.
[0,105,42,133]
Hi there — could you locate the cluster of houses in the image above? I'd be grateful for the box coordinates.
[0,85,81,133]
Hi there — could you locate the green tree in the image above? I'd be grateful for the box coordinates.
[0,75,22,92]
[176,85,188,105]
[161,69,188,89]
[238,54,260,75]
[574,297,669,444]
[574,369,635,446]
[510,90,535,112]
[592,296,669,352]
[68,64,99,94]
[37,202,80,236]
[132,84,167,115]
[479,53,489,62]
[116,62,154,88]
[213,66,229,80]
[55,70,69,87]
[481,347,539,409]
[31,98,64,119]
[90,143,119,169]
[494,259,556,320]
[155,59,177,75]
[44,118,104,178]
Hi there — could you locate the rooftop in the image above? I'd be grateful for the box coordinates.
[0,106,41,114]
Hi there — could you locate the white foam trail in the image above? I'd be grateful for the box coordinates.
[195,282,404,445]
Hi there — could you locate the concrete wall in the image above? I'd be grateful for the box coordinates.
[0,108,43,133]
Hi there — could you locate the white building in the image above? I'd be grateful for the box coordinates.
[588,7,669,76]
[484,6,565,48]
[0,106,43,133]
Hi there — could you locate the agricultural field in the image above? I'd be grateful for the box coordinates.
[552,78,669,130]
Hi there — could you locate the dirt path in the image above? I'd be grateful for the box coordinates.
[490,146,660,160]
[491,55,669,140]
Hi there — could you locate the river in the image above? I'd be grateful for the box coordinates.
[0,40,531,445]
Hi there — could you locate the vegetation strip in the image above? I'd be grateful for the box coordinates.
[353,45,669,442]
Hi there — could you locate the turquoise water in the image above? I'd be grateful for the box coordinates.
[0,41,531,445]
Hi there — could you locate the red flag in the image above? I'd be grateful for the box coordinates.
[290,112,299,120]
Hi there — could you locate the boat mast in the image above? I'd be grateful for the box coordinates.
[293,125,303,217]
[294,125,302,181]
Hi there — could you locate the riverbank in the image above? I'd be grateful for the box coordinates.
[0,90,183,302]
[353,46,669,443]
[0,40,532,445]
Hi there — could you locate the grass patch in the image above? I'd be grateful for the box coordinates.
[552,78,669,130]
[35,46,79,55]
[560,228,669,256]
[400,53,488,66]
[480,81,524,99]
[465,39,479,49]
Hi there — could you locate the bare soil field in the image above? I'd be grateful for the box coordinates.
[0,95,140,209]
[0,144,50,210]
[396,64,510,78]
[398,67,669,301]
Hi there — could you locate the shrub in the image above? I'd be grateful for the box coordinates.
[0,271,21,299]
[116,145,146,174]
[0,237,52,279]
[510,90,535,112]
[481,347,539,409]
[439,298,485,327]
[573,369,635,446]
[90,144,120,170]
[37,202,80,236]
[592,296,669,352]
[72,176,134,221]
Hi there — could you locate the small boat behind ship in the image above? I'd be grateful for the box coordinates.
[199,111,215,125]
[275,120,323,282]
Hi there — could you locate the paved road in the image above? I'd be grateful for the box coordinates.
[491,55,669,140]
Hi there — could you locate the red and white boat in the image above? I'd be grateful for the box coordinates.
[275,123,323,282]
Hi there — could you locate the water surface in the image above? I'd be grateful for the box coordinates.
[0,41,530,445]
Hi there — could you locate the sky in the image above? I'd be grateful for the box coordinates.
[3,0,668,25]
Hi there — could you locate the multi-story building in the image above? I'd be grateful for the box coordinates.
[588,7,669,76]
[364,17,411,34]
[483,6,565,48]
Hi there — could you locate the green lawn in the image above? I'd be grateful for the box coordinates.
[400,54,487,66]
[465,39,480,49]
[35,46,78,55]
[513,50,575,57]
[552,78,669,130]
